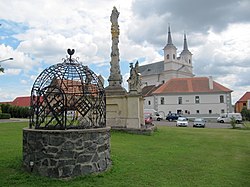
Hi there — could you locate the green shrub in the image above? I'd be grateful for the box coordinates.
[230,116,237,129]
[0,104,30,118]
[242,122,250,130]
[0,113,11,119]
[241,107,250,121]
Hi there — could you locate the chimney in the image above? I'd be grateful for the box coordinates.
[208,76,213,90]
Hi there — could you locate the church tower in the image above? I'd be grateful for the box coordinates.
[163,26,177,64]
[163,26,178,76]
[180,33,193,75]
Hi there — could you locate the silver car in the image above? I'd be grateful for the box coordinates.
[176,117,188,127]
[193,118,206,128]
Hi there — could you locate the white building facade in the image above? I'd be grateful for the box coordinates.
[142,77,233,117]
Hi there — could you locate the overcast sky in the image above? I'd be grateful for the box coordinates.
[0,0,250,104]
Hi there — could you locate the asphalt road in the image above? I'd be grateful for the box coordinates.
[153,120,243,129]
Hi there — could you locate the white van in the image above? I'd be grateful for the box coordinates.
[217,113,242,123]
[144,109,163,121]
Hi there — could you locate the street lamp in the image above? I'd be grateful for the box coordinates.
[0,57,13,63]
[0,57,13,73]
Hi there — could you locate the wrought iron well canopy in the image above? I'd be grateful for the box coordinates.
[30,49,106,130]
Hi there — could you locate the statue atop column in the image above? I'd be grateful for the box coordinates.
[107,6,123,88]
[127,61,142,94]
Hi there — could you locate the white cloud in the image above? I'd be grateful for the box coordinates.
[0,0,250,105]
[4,68,22,75]
[0,44,39,71]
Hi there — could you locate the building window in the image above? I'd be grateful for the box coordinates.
[162,80,165,84]
[196,110,199,114]
[148,101,151,105]
[243,103,246,106]
[220,95,224,103]
[160,97,164,105]
[221,109,225,113]
[167,54,169,59]
[189,59,191,64]
[173,54,175,59]
[195,96,200,104]
[209,110,212,114]
[178,97,182,104]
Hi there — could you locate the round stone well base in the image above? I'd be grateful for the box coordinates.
[23,127,111,178]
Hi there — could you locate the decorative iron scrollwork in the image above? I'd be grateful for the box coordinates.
[30,49,106,130]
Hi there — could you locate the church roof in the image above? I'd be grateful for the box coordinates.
[163,26,177,50]
[153,77,232,94]
[139,61,164,76]
[180,33,192,56]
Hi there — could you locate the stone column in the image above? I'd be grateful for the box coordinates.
[106,7,125,93]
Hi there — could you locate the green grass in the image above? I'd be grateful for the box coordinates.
[0,122,250,187]
[243,122,250,129]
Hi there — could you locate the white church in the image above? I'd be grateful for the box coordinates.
[139,27,233,117]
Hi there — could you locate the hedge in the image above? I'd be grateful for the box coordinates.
[0,113,11,119]
[0,104,30,118]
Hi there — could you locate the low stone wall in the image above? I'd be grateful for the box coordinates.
[111,124,157,135]
[23,127,111,178]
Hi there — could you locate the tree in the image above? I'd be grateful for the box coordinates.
[241,107,250,121]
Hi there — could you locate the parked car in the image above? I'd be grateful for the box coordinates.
[193,118,206,128]
[144,109,163,121]
[144,114,153,124]
[166,113,181,121]
[217,113,242,123]
[176,117,188,127]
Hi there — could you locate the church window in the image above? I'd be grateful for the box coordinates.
[220,95,224,103]
[160,97,164,105]
[167,54,169,59]
[178,97,182,104]
[173,54,175,59]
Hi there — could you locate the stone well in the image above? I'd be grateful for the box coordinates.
[23,127,111,178]
[24,49,111,178]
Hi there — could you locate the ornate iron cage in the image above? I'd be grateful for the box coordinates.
[30,49,106,130]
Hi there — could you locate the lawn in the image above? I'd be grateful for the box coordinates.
[0,122,249,187]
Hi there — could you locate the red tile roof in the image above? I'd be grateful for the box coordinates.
[153,77,232,94]
[142,84,162,97]
[12,96,31,107]
[237,92,250,102]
